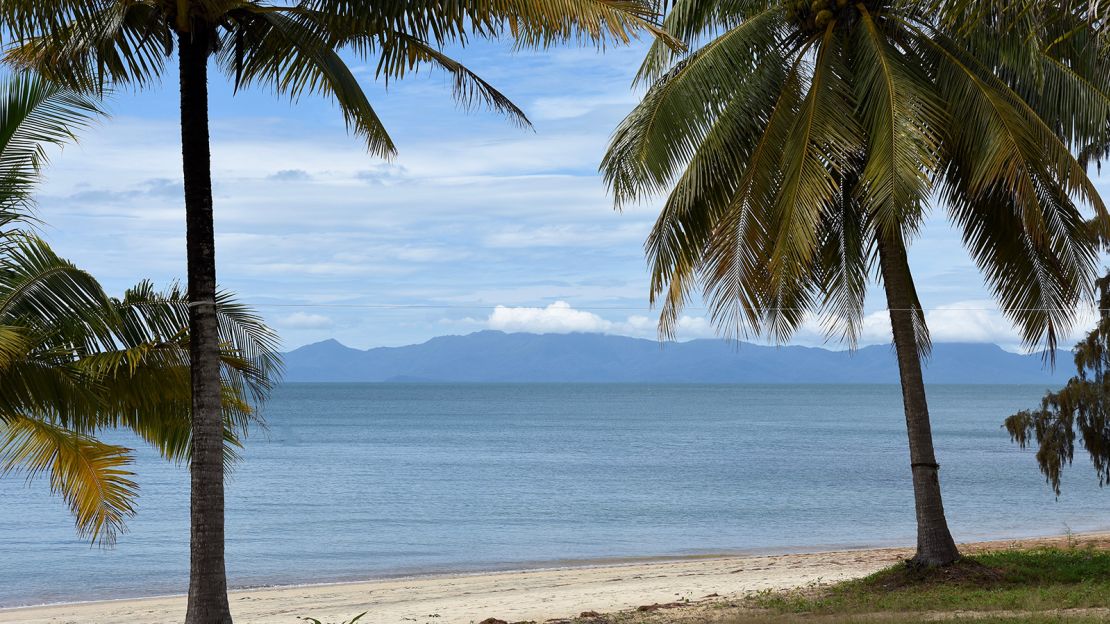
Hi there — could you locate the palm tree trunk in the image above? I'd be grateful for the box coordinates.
[876,232,961,567]
[179,29,234,624]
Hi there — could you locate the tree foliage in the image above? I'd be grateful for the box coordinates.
[0,72,281,545]
[0,0,676,159]
[1006,272,1110,496]
[602,0,1110,355]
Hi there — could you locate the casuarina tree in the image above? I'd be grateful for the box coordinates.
[1006,272,1110,496]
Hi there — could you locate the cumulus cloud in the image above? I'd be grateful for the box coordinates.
[482,299,1099,351]
[489,301,611,333]
[280,312,334,329]
[921,303,1019,344]
[922,301,1096,349]
[269,169,312,181]
[355,163,408,185]
[802,300,1099,351]
[486,301,718,339]
[62,177,184,205]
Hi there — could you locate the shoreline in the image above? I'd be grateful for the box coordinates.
[4,532,1107,624]
[7,524,1105,611]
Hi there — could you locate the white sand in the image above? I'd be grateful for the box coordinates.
[1,534,1098,624]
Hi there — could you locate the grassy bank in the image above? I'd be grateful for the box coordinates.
[583,543,1110,624]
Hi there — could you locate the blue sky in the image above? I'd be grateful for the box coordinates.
[25,37,1110,351]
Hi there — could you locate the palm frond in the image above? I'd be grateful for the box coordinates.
[603,6,783,206]
[374,31,530,127]
[609,0,1107,358]
[299,0,678,50]
[917,25,1105,352]
[0,232,115,338]
[0,414,137,545]
[4,1,171,91]
[0,72,102,216]
[636,0,775,84]
[812,162,873,348]
[221,9,396,157]
[853,7,944,239]
[765,24,863,342]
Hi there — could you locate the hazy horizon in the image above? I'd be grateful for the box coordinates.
[288,328,1068,355]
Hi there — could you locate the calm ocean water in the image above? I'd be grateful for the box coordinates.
[2,383,1108,607]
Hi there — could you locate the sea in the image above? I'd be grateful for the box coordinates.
[2,383,1108,607]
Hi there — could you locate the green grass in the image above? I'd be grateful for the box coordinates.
[605,605,1109,624]
[721,616,1110,623]
[745,547,1110,616]
[312,548,1110,624]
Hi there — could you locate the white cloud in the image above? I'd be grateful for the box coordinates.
[481,300,1102,351]
[674,315,716,338]
[489,301,611,333]
[798,300,1100,351]
[483,223,646,248]
[268,169,312,181]
[922,303,1019,344]
[485,301,718,340]
[530,93,638,121]
[922,301,1097,350]
[280,312,334,329]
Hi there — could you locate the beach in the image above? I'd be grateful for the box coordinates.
[5,533,1103,624]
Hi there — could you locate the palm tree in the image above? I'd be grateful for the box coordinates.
[0,72,280,546]
[1,2,672,619]
[603,0,1110,566]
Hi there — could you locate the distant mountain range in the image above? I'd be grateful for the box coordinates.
[282,331,1072,385]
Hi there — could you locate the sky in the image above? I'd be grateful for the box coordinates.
[23,37,1110,352]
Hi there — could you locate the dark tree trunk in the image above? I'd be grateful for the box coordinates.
[179,28,234,624]
[877,232,961,567]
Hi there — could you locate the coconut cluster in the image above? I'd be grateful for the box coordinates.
[786,0,880,33]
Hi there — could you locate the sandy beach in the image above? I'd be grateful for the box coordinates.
[5,533,1104,624]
